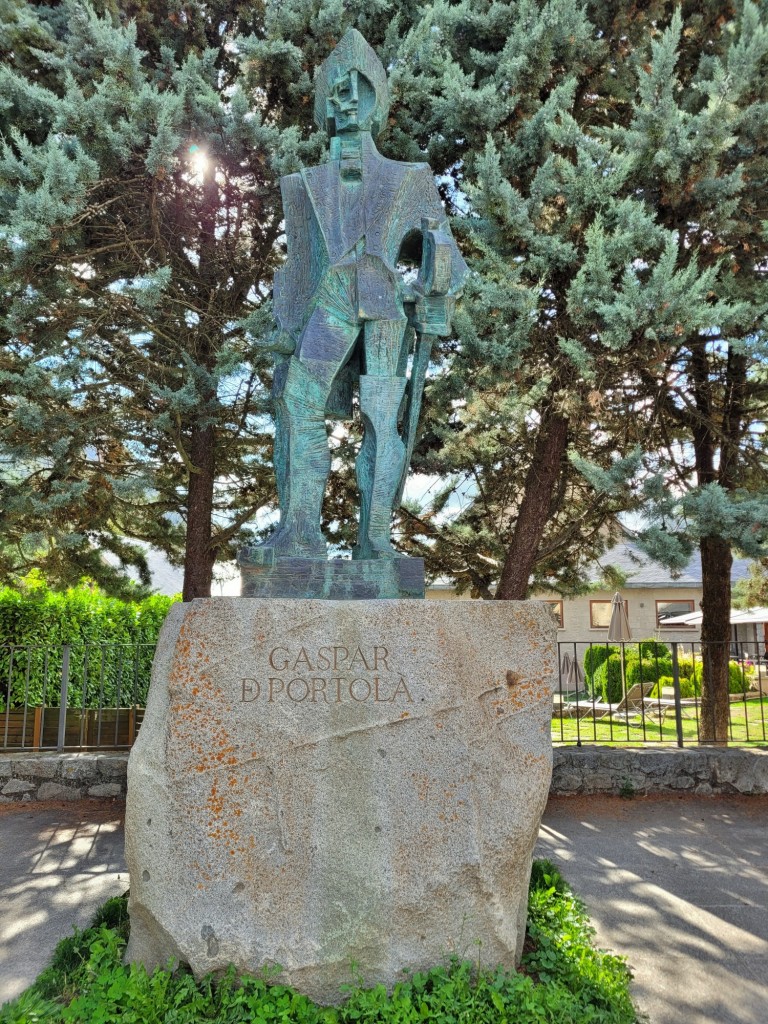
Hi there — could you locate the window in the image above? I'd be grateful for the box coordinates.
[656,599,696,628]
[543,600,564,629]
[590,600,627,629]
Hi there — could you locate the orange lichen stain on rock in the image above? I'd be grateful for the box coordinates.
[400,711,410,719]
[495,671,553,715]
[411,772,434,802]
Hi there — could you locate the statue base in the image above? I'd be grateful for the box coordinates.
[237,548,425,600]
[125,597,556,1003]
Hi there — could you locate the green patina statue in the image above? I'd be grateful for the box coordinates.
[240,29,467,599]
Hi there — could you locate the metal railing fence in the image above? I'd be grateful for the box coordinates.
[3,638,767,752]
[554,639,768,746]
[1,643,154,751]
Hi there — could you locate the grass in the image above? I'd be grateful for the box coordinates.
[0,862,642,1024]
[553,695,768,746]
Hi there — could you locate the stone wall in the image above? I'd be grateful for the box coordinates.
[551,746,768,796]
[2,746,768,803]
[0,752,127,802]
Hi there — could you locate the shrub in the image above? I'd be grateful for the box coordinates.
[637,639,671,661]
[583,645,617,695]
[0,574,177,709]
[625,655,672,688]
[592,654,625,703]
[0,868,638,1024]
[729,661,750,694]
[650,662,750,698]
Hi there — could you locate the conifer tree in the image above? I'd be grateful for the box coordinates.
[0,0,299,598]
[600,3,768,743]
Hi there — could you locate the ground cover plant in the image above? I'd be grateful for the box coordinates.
[0,861,640,1024]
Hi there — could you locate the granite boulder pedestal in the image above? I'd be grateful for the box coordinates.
[125,597,556,1003]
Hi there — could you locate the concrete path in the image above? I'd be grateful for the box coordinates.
[1,795,767,1021]
[0,801,126,1006]
[536,795,768,1024]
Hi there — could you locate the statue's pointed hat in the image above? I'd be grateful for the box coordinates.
[314,28,389,137]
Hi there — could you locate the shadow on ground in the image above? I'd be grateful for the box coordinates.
[0,800,126,1005]
[536,794,768,1024]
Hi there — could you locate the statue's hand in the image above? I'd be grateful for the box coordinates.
[412,289,454,337]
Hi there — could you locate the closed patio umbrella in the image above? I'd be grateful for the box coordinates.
[607,592,632,701]
[565,655,585,691]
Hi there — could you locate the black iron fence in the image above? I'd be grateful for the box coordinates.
[3,639,767,752]
[1,643,154,751]
[554,639,768,745]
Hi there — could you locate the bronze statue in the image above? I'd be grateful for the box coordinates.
[242,29,467,597]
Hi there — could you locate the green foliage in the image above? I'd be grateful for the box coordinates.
[651,662,749,698]
[733,561,768,609]
[678,657,703,683]
[0,575,175,708]
[624,657,672,690]
[637,640,671,662]
[592,654,625,704]
[583,644,617,693]
[0,865,638,1024]
[0,0,284,597]
[3,0,768,615]
[618,778,635,800]
[588,640,673,702]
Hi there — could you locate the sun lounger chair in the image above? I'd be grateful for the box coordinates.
[560,681,656,721]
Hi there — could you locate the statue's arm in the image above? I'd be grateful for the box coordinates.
[404,167,468,336]
[410,166,468,300]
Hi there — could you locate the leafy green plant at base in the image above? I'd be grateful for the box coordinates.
[0,864,640,1024]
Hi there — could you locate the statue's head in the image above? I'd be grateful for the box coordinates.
[314,29,389,139]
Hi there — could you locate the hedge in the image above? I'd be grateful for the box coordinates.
[0,573,177,710]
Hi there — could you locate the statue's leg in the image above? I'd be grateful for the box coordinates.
[263,356,331,556]
[267,271,360,556]
[354,318,408,560]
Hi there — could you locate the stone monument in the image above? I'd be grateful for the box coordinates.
[125,29,556,1005]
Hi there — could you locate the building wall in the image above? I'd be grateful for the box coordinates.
[536,587,703,645]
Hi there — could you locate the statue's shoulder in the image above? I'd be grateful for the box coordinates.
[370,149,431,177]
[301,160,335,184]
[280,169,305,188]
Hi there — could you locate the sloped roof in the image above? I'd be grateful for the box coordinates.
[589,542,751,589]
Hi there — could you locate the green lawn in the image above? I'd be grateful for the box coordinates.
[552,695,768,746]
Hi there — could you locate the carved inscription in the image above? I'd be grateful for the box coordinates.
[240,645,414,705]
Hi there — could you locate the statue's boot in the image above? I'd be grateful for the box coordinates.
[354,375,407,559]
[261,358,330,558]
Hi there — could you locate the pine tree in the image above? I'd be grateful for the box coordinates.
[0,0,302,599]
[563,3,768,743]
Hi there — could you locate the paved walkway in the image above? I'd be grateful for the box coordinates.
[0,800,126,1005]
[536,795,768,1024]
[1,795,767,1021]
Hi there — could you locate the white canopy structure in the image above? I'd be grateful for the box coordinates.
[660,607,768,626]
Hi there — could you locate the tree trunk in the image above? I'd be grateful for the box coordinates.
[495,412,569,600]
[698,535,733,744]
[182,422,216,601]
